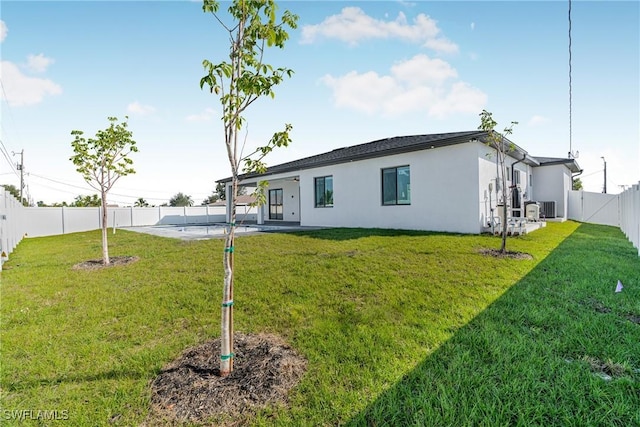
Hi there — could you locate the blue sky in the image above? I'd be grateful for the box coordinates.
[1,1,638,206]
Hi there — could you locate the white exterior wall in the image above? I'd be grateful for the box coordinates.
[532,164,571,218]
[292,143,482,233]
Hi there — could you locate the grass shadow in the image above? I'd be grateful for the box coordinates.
[345,223,640,426]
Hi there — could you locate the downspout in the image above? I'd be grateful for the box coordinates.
[511,152,527,216]
[572,169,584,221]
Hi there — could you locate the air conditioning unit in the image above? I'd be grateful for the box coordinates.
[539,201,557,218]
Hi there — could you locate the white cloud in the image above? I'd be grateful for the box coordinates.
[26,53,55,73]
[127,101,156,116]
[0,20,7,42]
[321,54,486,119]
[428,82,487,119]
[390,54,457,86]
[0,60,62,106]
[185,108,216,122]
[528,115,550,126]
[301,7,458,54]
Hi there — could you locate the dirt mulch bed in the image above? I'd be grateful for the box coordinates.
[72,256,139,270]
[149,333,307,425]
[478,248,533,260]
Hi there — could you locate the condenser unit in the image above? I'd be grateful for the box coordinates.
[539,201,557,218]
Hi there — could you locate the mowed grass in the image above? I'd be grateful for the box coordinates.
[1,221,638,426]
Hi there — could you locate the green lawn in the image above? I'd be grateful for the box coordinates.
[1,222,638,426]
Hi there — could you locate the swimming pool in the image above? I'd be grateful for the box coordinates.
[125,223,302,240]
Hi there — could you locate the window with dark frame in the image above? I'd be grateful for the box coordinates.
[513,169,521,185]
[314,176,333,208]
[268,188,283,220]
[382,166,410,205]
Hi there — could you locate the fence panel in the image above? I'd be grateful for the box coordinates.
[0,189,27,263]
[567,190,619,227]
[569,186,639,255]
[22,205,252,238]
[619,183,639,255]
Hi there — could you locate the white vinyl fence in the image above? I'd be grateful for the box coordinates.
[568,184,640,255]
[0,196,257,264]
[23,205,257,238]
[0,189,27,264]
[619,183,640,255]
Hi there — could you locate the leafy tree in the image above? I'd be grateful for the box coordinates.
[203,183,247,205]
[572,177,583,191]
[70,116,138,265]
[202,192,219,205]
[2,184,20,200]
[478,110,518,254]
[200,0,297,375]
[215,182,226,201]
[134,197,150,207]
[71,194,102,207]
[169,192,193,207]
[1,184,27,206]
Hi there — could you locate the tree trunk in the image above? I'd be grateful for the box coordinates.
[500,200,508,252]
[220,181,237,376]
[101,191,110,265]
[499,154,508,253]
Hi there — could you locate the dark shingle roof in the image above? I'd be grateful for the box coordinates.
[218,130,485,183]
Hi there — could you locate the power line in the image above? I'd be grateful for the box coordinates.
[27,172,191,203]
[0,138,21,180]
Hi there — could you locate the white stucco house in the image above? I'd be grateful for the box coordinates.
[217,131,581,234]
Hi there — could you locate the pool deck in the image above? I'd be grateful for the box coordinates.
[125,222,322,241]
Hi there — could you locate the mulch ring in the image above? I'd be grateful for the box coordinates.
[478,248,533,260]
[72,256,139,270]
[149,333,307,425]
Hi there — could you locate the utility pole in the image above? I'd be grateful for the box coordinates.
[601,156,607,194]
[13,149,24,204]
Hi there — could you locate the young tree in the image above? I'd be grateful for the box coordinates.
[70,116,137,265]
[200,0,297,376]
[478,110,518,253]
[169,192,194,207]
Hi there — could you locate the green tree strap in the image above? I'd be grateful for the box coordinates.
[224,246,234,253]
[220,353,234,361]
[221,300,234,307]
